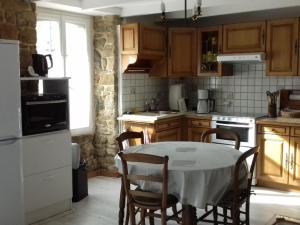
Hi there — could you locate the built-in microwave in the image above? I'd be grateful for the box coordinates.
[21,94,68,135]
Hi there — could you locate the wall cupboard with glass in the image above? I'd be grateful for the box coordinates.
[198,26,233,76]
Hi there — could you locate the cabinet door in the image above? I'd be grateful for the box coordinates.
[188,127,210,142]
[266,18,299,76]
[223,21,266,53]
[257,134,289,185]
[121,23,139,54]
[155,128,181,142]
[139,25,166,56]
[124,122,155,144]
[289,137,300,186]
[198,26,232,76]
[168,28,197,77]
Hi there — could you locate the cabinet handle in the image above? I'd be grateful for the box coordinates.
[286,153,289,171]
[295,40,298,56]
[290,153,294,171]
[262,31,265,45]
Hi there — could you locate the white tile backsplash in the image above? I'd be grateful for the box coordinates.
[185,63,300,114]
[121,63,300,115]
[121,73,169,113]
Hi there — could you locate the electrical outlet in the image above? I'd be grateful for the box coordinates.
[227,92,234,99]
[130,87,136,94]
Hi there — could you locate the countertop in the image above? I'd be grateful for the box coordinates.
[256,117,300,126]
[117,111,212,123]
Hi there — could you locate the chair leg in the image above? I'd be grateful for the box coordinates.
[148,209,155,225]
[231,206,240,225]
[141,209,146,225]
[172,204,180,223]
[223,208,227,225]
[129,204,136,225]
[245,199,250,225]
[213,206,218,225]
[161,209,167,225]
[125,202,130,225]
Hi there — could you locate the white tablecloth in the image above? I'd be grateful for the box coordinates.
[115,141,245,208]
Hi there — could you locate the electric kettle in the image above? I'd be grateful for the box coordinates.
[32,54,53,76]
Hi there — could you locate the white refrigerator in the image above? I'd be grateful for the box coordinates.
[0,40,24,225]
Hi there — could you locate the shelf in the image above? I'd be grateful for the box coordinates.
[20,77,70,81]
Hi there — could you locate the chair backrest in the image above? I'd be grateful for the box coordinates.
[232,146,259,203]
[201,128,240,150]
[116,131,144,151]
[118,152,169,209]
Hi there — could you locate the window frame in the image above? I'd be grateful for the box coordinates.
[36,8,94,136]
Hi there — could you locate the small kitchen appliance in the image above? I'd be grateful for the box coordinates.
[169,83,186,111]
[32,53,53,76]
[197,89,215,113]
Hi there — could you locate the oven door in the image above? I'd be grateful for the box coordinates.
[211,120,255,147]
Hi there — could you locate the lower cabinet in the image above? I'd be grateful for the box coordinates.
[257,124,300,190]
[288,136,300,186]
[123,117,182,143]
[22,130,72,224]
[187,118,211,142]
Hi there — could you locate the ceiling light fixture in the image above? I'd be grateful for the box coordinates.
[161,0,202,22]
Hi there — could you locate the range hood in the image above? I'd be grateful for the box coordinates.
[217,53,265,63]
[122,54,163,74]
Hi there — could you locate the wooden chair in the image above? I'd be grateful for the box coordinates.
[198,146,259,225]
[116,131,144,225]
[118,152,181,225]
[201,128,241,150]
[116,131,145,151]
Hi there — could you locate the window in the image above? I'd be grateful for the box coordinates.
[36,9,93,135]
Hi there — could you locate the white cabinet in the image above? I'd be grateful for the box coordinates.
[24,166,72,213]
[23,131,72,176]
[22,130,72,224]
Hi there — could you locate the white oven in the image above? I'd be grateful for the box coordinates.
[211,114,260,185]
[211,117,256,148]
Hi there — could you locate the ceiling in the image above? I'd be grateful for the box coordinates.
[35,0,300,17]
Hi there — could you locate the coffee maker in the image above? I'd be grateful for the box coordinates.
[197,89,215,113]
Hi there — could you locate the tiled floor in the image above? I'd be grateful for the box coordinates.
[35,176,300,225]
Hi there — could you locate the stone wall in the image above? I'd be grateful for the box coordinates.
[0,0,36,76]
[93,16,120,171]
[73,16,121,172]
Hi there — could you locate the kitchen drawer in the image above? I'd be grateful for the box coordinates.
[189,119,210,128]
[24,166,72,213]
[291,127,300,137]
[258,125,289,135]
[155,119,181,132]
[22,131,72,177]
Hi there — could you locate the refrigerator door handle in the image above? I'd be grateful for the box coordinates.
[0,137,19,146]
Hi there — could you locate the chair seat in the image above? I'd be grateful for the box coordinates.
[217,189,249,208]
[134,189,178,207]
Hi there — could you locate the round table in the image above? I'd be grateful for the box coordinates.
[115,141,246,225]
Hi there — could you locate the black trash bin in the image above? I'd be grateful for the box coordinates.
[72,163,88,202]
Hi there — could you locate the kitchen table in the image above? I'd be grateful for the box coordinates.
[115,141,246,225]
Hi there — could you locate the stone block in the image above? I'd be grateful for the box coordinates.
[0,22,18,40]
[5,10,16,24]
[19,27,36,44]
[17,11,36,27]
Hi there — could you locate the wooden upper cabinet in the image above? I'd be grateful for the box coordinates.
[266,18,299,76]
[121,23,166,57]
[168,28,197,78]
[223,21,266,53]
[198,26,232,76]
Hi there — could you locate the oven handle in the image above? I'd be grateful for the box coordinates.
[215,123,253,128]
[25,100,67,105]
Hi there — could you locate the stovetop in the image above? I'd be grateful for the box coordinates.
[212,112,266,119]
